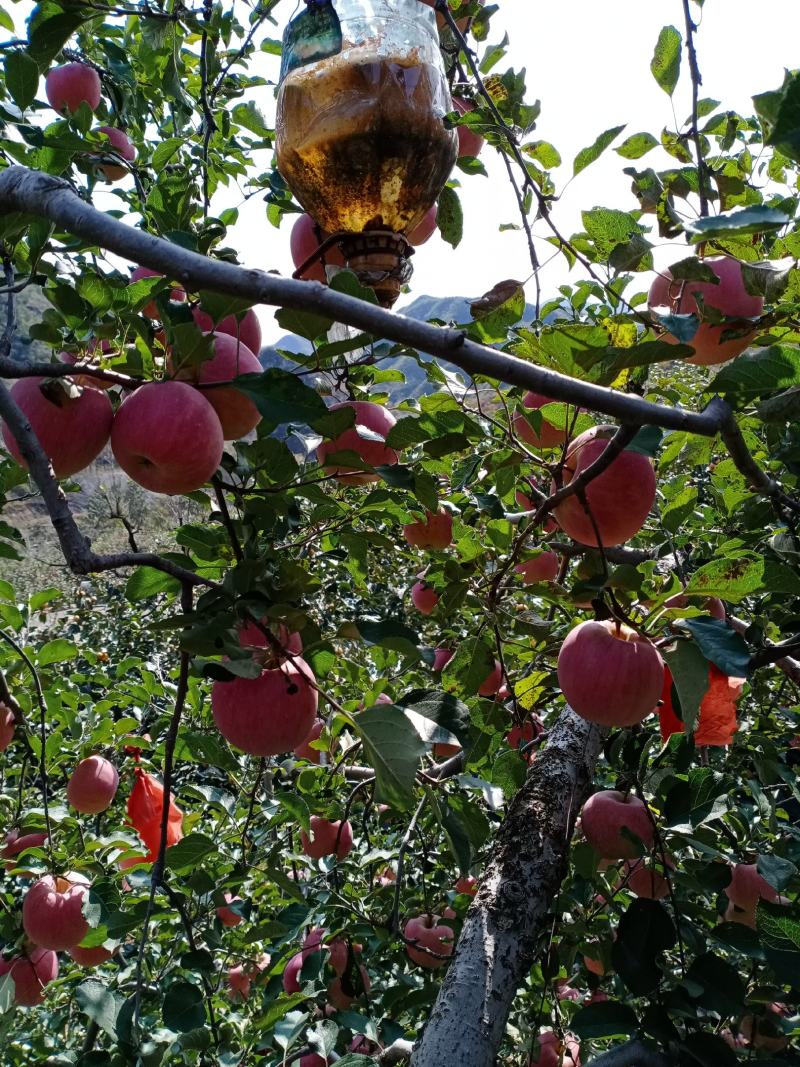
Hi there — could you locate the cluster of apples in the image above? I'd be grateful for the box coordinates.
[2,278,263,495]
[0,754,119,1005]
[45,61,136,182]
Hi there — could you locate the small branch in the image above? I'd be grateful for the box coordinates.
[681,0,711,218]
[212,476,243,562]
[0,356,137,389]
[729,616,800,688]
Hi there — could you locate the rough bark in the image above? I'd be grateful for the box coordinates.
[410,707,604,1067]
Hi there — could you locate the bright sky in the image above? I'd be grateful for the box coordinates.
[226,0,800,341]
[8,0,800,343]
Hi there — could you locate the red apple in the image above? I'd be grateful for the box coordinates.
[212,656,318,756]
[69,943,114,967]
[506,716,542,756]
[452,97,485,158]
[66,755,119,814]
[192,307,262,356]
[407,205,438,246]
[111,381,224,495]
[404,914,454,969]
[412,581,439,615]
[294,718,325,763]
[2,377,113,479]
[580,790,654,859]
[173,331,262,440]
[515,552,559,584]
[129,266,187,319]
[433,647,454,672]
[552,426,657,547]
[648,256,763,365]
[290,213,346,283]
[529,1031,581,1067]
[45,62,101,114]
[316,400,399,484]
[0,703,14,751]
[217,892,244,927]
[227,953,270,1000]
[624,860,670,900]
[0,948,58,1005]
[94,126,136,181]
[3,830,48,874]
[455,875,477,896]
[23,872,90,951]
[404,509,453,549]
[557,619,664,727]
[282,951,305,994]
[478,659,503,697]
[513,391,570,450]
[725,863,781,910]
[300,816,353,860]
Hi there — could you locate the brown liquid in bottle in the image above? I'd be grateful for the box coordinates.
[276,48,458,235]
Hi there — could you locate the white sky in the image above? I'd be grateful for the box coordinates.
[9,0,800,342]
[226,0,800,341]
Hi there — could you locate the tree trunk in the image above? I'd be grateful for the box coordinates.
[411,707,604,1067]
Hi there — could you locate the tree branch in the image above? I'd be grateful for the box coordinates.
[681,0,711,218]
[410,707,604,1067]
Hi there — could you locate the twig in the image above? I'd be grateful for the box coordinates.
[212,476,243,562]
[681,0,711,218]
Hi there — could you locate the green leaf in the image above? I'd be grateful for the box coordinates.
[762,70,800,163]
[664,767,729,829]
[685,206,791,241]
[442,636,496,697]
[683,554,765,603]
[626,425,662,457]
[395,689,471,749]
[343,617,421,660]
[125,566,182,601]
[573,124,626,176]
[662,486,698,533]
[164,833,218,873]
[162,981,205,1032]
[491,748,526,799]
[611,898,676,994]
[4,50,39,110]
[37,638,77,665]
[683,952,745,1015]
[27,3,86,67]
[173,730,239,771]
[756,900,800,953]
[275,307,333,342]
[353,705,426,810]
[277,791,311,832]
[437,186,463,248]
[233,370,328,427]
[663,640,708,735]
[650,25,681,96]
[710,346,800,402]
[571,1000,639,1040]
[75,979,125,1040]
[151,137,184,171]
[756,854,797,892]
[615,132,659,160]
[681,618,750,677]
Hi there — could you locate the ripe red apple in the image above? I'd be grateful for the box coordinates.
[212,656,318,756]
[174,332,262,440]
[129,266,187,319]
[407,205,438,246]
[404,914,454,969]
[282,950,305,994]
[192,307,262,356]
[664,591,726,620]
[513,391,570,450]
[0,703,14,751]
[552,426,657,547]
[624,860,670,900]
[403,509,453,549]
[725,863,781,910]
[69,943,114,967]
[647,257,763,365]
[412,581,439,614]
[507,716,542,757]
[529,1031,581,1067]
[580,790,654,859]
[217,893,244,927]
[300,816,353,860]
[0,948,58,1006]
[94,126,136,181]
[452,97,485,158]
[515,552,559,584]
[294,718,325,763]
[23,873,90,951]
[3,830,48,874]
[45,62,101,114]
[478,659,503,698]
[2,377,113,479]
[433,647,454,672]
[111,381,224,495]
[557,619,664,727]
[316,400,399,483]
[66,755,119,814]
[290,213,346,283]
[455,875,477,896]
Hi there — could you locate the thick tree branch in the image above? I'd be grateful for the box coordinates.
[410,707,604,1067]
[0,166,727,436]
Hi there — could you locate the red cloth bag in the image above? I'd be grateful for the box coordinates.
[127,769,183,859]
[659,664,743,746]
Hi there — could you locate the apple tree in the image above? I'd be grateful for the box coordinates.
[0,1,799,1065]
